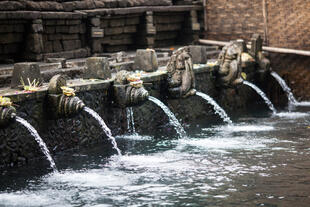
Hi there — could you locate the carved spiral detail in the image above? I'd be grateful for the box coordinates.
[57,95,85,118]
[0,106,16,127]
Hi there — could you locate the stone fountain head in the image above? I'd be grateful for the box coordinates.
[113,70,149,108]
[0,97,16,127]
[216,40,255,88]
[166,46,196,98]
[250,34,271,72]
[47,75,85,119]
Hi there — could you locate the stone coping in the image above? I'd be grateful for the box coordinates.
[0,64,217,103]
[79,5,203,16]
[0,5,202,20]
[0,11,86,20]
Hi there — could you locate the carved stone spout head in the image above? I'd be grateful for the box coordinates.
[113,70,149,108]
[167,47,196,98]
[47,75,85,119]
[0,105,16,127]
[216,40,251,88]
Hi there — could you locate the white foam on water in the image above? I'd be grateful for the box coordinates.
[46,170,132,187]
[275,112,309,118]
[0,192,61,207]
[293,101,310,106]
[116,134,153,141]
[178,136,278,152]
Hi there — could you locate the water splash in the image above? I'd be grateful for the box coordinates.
[16,116,57,171]
[196,91,232,124]
[83,107,121,155]
[243,81,277,114]
[126,107,136,135]
[270,71,297,104]
[148,96,186,138]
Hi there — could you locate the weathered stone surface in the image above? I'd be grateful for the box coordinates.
[133,49,158,72]
[85,57,111,80]
[11,62,42,89]
[189,45,207,64]
[46,58,67,68]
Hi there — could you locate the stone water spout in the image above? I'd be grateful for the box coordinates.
[47,75,85,119]
[167,46,196,98]
[0,97,16,127]
[113,70,149,108]
[215,39,253,88]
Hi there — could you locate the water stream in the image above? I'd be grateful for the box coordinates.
[243,80,277,114]
[16,116,57,172]
[83,107,122,156]
[126,107,136,134]
[148,96,186,138]
[270,71,297,104]
[3,111,310,206]
[196,91,233,124]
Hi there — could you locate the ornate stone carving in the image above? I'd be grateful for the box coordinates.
[250,34,270,71]
[113,70,149,108]
[47,75,85,119]
[216,40,249,88]
[167,47,196,98]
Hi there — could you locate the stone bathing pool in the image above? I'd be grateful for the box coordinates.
[1,108,310,207]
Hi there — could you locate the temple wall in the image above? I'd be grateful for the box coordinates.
[0,65,285,167]
[204,0,310,100]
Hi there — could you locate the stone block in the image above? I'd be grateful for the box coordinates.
[134,49,158,72]
[53,40,63,52]
[110,19,125,27]
[56,26,69,34]
[90,18,100,27]
[105,27,123,35]
[85,57,111,80]
[189,45,207,64]
[44,41,53,53]
[31,23,43,33]
[146,24,156,34]
[46,58,67,68]
[125,17,140,25]
[45,26,55,34]
[68,25,80,34]
[11,62,42,89]
[62,40,81,51]
[91,40,102,53]
[91,27,104,38]
[0,33,23,44]
[123,26,137,33]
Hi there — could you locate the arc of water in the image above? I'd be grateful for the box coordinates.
[16,116,58,172]
[270,71,297,105]
[243,81,277,114]
[126,107,136,134]
[84,107,121,155]
[195,91,233,124]
[148,96,186,138]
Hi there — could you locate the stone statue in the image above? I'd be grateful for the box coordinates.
[250,34,270,71]
[216,40,246,88]
[167,47,196,98]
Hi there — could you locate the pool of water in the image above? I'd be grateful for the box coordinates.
[1,110,310,206]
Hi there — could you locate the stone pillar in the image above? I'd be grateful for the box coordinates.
[133,49,158,72]
[84,57,111,80]
[250,34,263,59]
[180,10,201,44]
[11,62,43,89]
[24,19,44,61]
[145,11,156,48]
[89,15,104,53]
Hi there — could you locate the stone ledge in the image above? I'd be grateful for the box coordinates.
[81,5,203,16]
[0,64,216,103]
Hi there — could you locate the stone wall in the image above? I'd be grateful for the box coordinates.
[0,20,28,63]
[42,18,89,59]
[0,65,287,168]
[97,14,142,52]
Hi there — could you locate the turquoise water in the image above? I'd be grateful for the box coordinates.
[1,110,310,206]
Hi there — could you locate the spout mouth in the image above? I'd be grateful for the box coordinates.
[10,112,16,120]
